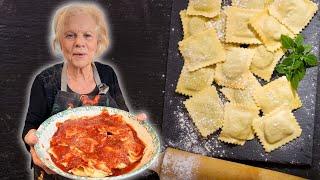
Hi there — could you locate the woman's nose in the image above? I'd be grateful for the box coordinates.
[75,36,85,47]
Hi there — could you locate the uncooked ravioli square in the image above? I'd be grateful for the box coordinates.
[184,86,224,137]
[187,0,221,18]
[252,107,302,152]
[179,29,225,71]
[225,7,262,44]
[268,0,318,34]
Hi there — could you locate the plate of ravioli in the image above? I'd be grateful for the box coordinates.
[163,0,319,165]
[34,106,160,179]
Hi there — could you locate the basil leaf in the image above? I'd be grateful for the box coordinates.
[304,45,312,54]
[296,45,305,54]
[276,64,286,74]
[294,34,304,46]
[288,53,301,60]
[290,74,299,90]
[296,67,306,80]
[292,60,303,70]
[282,57,294,66]
[303,54,317,66]
[277,33,317,90]
[287,71,293,80]
[281,35,295,49]
[291,68,305,90]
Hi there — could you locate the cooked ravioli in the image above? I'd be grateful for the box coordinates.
[70,166,111,178]
[252,76,302,114]
[187,0,221,18]
[252,107,302,152]
[214,47,255,89]
[180,10,210,38]
[176,65,215,96]
[250,45,285,81]
[249,10,294,52]
[49,111,146,177]
[219,103,259,145]
[184,86,224,137]
[221,73,261,110]
[225,7,262,44]
[268,0,318,34]
[179,29,225,71]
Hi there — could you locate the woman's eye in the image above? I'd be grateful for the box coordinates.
[84,34,93,39]
[65,34,75,39]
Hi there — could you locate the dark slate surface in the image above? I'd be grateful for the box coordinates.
[162,0,320,178]
[0,0,171,179]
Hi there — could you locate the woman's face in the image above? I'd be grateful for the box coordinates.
[60,13,98,69]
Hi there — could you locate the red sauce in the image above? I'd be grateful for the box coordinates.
[49,111,145,176]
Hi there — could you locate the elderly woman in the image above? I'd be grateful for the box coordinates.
[22,2,155,179]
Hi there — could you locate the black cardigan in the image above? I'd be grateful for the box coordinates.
[21,61,129,150]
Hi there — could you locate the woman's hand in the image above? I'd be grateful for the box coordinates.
[136,113,147,121]
[24,129,55,174]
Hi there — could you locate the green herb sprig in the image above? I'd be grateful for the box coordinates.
[276,34,318,90]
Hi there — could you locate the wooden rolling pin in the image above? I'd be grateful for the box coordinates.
[158,148,304,180]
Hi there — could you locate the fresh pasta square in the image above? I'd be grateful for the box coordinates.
[225,7,262,44]
[176,65,215,96]
[184,86,224,137]
[179,29,225,71]
[231,0,268,9]
[250,45,285,81]
[252,76,302,114]
[268,0,318,34]
[252,107,302,152]
[214,47,255,89]
[187,0,221,18]
[219,103,259,145]
[249,10,294,52]
[220,73,261,110]
[180,10,210,39]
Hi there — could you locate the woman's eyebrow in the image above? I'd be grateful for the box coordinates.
[84,31,94,34]
[64,31,76,34]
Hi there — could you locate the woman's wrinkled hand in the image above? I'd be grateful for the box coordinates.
[24,129,55,174]
[136,113,147,121]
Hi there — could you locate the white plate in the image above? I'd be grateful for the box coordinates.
[34,106,161,180]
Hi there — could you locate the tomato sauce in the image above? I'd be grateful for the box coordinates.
[49,111,145,176]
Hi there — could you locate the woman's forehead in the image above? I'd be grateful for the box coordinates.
[63,13,97,32]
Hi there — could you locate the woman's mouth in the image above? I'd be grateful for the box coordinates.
[73,53,87,58]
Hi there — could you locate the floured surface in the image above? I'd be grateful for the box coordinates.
[162,0,319,165]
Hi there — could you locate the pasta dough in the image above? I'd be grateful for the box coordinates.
[225,7,262,44]
[250,45,285,81]
[206,10,227,41]
[231,0,267,9]
[176,65,215,96]
[252,76,302,114]
[179,29,225,71]
[221,73,261,110]
[252,107,302,152]
[187,0,221,18]
[219,103,259,145]
[214,47,254,89]
[180,10,210,38]
[268,0,318,34]
[249,10,294,52]
[184,86,224,137]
